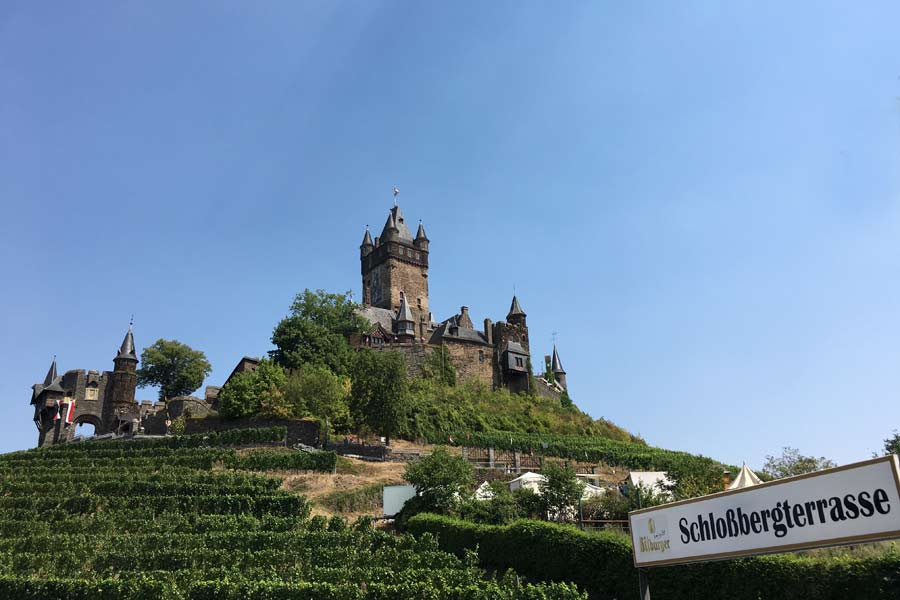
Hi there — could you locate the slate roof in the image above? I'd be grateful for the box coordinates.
[551,345,565,374]
[43,358,57,387]
[357,306,396,331]
[396,295,414,323]
[504,341,528,355]
[116,326,138,361]
[430,320,489,345]
[507,295,526,319]
[380,205,414,243]
[415,222,428,242]
[361,228,373,247]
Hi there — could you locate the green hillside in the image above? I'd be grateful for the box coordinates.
[0,428,584,599]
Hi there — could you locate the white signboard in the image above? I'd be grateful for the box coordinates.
[629,455,900,567]
[383,484,417,517]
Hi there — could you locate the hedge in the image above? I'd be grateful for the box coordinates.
[406,514,900,600]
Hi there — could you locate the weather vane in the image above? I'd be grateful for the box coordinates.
[393,186,399,206]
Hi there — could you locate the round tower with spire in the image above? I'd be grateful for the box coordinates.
[103,323,139,434]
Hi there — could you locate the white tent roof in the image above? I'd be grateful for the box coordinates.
[581,482,607,499]
[728,464,762,490]
[475,481,495,500]
[626,471,673,493]
[509,471,545,484]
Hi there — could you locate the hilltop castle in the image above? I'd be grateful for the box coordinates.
[29,201,569,447]
[353,202,567,397]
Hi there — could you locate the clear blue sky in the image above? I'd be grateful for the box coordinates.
[2,2,899,467]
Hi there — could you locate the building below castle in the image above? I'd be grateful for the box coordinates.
[353,202,568,398]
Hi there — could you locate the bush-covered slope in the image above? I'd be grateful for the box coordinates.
[408,513,900,600]
[402,379,641,444]
[0,429,585,599]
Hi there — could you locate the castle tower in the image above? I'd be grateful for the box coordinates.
[360,203,429,323]
[103,324,139,433]
[551,345,567,390]
[32,357,64,446]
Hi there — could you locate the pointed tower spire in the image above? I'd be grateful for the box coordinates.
[395,293,415,340]
[551,344,566,390]
[507,295,526,319]
[551,345,565,374]
[414,220,429,251]
[360,226,374,258]
[43,356,58,387]
[115,323,138,362]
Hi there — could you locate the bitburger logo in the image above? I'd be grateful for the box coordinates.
[639,516,671,554]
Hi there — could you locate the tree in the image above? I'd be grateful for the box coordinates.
[218,359,287,419]
[137,339,212,400]
[283,365,352,433]
[761,447,836,480]
[538,463,585,522]
[270,289,370,376]
[421,344,456,386]
[350,349,408,445]
[404,446,473,513]
[880,431,900,456]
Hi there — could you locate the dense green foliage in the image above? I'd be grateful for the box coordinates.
[444,430,733,497]
[880,431,900,456]
[350,349,409,444]
[404,446,474,513]
[404,379,640,443]
[270,289,370,376]
[421,344,457,386]
[538,463,584,522]
[408,514,900,600]
[137,339,213,400]
[218,359,288,419]
[761,446,837,479]
[283,365,352,432]
[0,430,584,599]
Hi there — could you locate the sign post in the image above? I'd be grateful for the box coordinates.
[628,455,900,594]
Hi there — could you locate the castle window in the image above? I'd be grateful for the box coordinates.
[479,350,485,363]
[417,298,422,309]
[515,357,523,367]
[416,252,421,260]
[85,387,98,401]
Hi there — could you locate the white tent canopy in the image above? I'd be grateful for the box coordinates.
[507,471,545,494]
[728,464,762,490]
[625,471,673,494]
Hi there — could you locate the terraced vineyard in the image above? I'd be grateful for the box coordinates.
[0,428,584,599]
[444,430,736,487]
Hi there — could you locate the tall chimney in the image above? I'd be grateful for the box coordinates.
[484,318,493,345]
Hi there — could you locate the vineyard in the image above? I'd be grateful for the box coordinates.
[0,428,584,599]
[441,430,736,488]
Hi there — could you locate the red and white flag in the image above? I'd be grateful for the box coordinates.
[53,399,61,421]
[65,399,75,427]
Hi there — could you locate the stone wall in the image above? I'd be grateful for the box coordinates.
[443,340,493,386]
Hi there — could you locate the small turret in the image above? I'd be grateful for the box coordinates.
[395,293,415,341]
[381,211,398,242]
[114,324,138,368]
[414,221,429,252]
[551,345,566,390]
[360,227,374,257]
[106,322,139,434]
[507,295,526,326]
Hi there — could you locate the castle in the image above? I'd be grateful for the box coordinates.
[28,201,569,447]
[30,326,142,447]
[354,202,568,397]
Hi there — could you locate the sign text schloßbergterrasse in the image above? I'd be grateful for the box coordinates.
[629,455,900,567]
